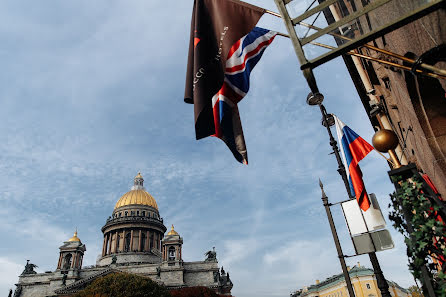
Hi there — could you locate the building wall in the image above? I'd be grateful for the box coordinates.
[15,260,221,297]
[351,2,446,196]
[298,275,411,297]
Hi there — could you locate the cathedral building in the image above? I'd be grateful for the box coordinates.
[13,173,232,297]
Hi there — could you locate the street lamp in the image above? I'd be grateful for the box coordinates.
[308,92,392,297]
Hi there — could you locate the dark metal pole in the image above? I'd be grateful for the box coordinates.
[318,102,392,297]
[319,180,356,297]
[319,104,353,199]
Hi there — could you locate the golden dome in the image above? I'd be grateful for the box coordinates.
[167,224,179,236]
[68,230,81,242]
[114,189,158,210]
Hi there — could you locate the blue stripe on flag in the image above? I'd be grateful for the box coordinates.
[341,126,361,196]
[239,27,270,56]
[225,48,266,93]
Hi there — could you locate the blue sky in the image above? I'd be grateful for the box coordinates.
[0,1,415,296]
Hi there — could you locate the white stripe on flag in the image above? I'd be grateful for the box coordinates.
[333,115,350,178]
[225,31,276,74]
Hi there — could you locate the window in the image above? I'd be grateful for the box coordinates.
[142,211,145,217]
[141,233,146,251]
[63,254,72,269]
[168,246,176,261]
[137,211,139,216]
[125,233,131,252]
[366,284,371,290]
[131,211,135,216]
[119,212,122,217]
[125,211,128,217]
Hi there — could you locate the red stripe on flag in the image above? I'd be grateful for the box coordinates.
[347,137,372,211]
[212,98,222,138]
[227,39,241,59]
[349,163,370,211]
[348,137,374,165]
[225,37,275,73]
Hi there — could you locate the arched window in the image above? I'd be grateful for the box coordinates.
[125,211,128,217]
[168,246,176,261]
[142,211,145,217]
[141,233,146,251]
[63,254,72,269]
[119,212,122,218]
[131,211,135,216]
[137,211,140,216]
[125,233,131,252]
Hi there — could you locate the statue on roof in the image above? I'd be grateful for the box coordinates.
[205,247,217,261]
[21,260,37,275]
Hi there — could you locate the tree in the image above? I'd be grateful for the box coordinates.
[408,285,424,297]
[72,272,171,297]
[170,286,221,297]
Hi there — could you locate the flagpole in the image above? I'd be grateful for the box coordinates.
[309,95,392,297]
[265,9,446,78]
[319,179,357,297]
[275,34,446,80]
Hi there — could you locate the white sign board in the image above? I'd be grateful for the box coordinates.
[341,194,386,236]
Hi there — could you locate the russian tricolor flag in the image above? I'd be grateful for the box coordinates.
[334,115,374,211]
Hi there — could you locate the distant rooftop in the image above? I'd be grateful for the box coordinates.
[292,265,409,297]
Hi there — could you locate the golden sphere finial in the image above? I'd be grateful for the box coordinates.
[372,129,399,152]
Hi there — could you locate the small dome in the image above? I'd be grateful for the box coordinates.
[68,230,81,242]
[167,224,179,236]
[114,173,159,210]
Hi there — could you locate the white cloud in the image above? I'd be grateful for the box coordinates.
[0,2,416,297]
[0,257,22,295]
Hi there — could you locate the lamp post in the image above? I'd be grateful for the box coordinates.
[319,179,356,297]
[307,92,391,297]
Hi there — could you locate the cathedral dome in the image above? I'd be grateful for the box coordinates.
[115,189,158,210]
[114,173,159,210]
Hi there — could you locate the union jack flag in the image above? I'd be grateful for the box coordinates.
[212,27,276,164]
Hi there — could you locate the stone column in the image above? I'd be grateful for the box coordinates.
[105,233,111,255]
[102,235,107,256]
[57,254,63,269]
[138,230,142,252]
[71,253,77,269]
[155,233,158,250]
[176,247,179,261]
[130,230,134,252]
[121,229,125,251]
[112,232,117,253]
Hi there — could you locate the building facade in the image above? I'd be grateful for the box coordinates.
[291,264,411,297]
[13,173,232,297]
[335,0,446,196]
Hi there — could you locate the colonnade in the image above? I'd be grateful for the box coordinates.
[102,229,162,256]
